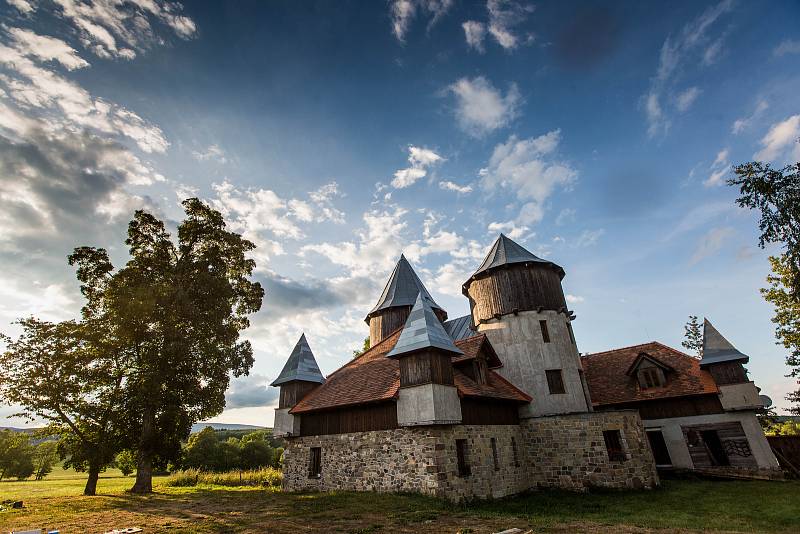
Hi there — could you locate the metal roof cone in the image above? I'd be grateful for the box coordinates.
[386,293,463,358]
[466,234,565,286]
[270,333,325,386]
[700,319,750,366]
[366,254,446,322]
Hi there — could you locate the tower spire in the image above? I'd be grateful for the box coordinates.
[701,319,749,366]
[270,333,325,386]
[366,254,446,323]
[387,293,463,358]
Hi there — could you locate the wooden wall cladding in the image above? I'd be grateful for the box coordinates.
[465,265,568,323]
[597,394,724,420]
[682,421,758,469]
[707,362,749,385]
[279,381,319,409]
[399,350,454,387]
[460,398,520,425]
[299,401,399,436]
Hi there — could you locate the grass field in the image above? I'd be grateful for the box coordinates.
[1,469,799,533]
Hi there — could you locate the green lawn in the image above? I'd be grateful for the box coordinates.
[1,469,799,533]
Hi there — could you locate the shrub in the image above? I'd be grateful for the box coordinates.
[165,467,282,488]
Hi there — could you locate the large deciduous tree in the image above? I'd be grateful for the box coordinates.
[0,319,127,494]
[69,198,264,493]
[728,155,800,413]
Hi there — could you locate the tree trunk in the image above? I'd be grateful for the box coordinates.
[84,464,100,496]
[130,405,155,494]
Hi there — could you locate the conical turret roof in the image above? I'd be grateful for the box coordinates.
[700,319,749,366]
[366,254,446,322]
[270,334,325,386]
[465,234,565,288]
[386,293,463,358]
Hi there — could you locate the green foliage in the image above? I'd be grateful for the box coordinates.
[0,430,34,481]
[66,198,264,493]
[32,441,59,480]
[729,155,800,413]
[353,336,370,357]
[164,467,282,488]
[764,419,800,436]
[681,315,703,357]
[0,318,128,494]
[114,450,137,476]
[183,428,279,472]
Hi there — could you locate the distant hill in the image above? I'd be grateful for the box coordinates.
[0,426,39,434]
[191,422,268,433]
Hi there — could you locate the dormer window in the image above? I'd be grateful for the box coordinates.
[638,367,664,389]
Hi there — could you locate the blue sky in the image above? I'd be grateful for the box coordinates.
[1,0,799,426]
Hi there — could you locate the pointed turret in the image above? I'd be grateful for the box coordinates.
[389,293,462,426]
[270,334,325,386]
[270,334,324,437]
[387,294,463,358]
[701,319,750,366]
[366,254,447,346]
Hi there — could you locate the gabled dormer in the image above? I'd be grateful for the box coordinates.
[451,333,502,386]
[626,352,674,390]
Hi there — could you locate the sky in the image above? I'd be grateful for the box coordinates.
[1,0,799,428]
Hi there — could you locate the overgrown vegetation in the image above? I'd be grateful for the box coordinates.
[0,431,58,482]
[181,427,283,471]
[164,467,282,488]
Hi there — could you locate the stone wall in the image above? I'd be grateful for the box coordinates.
[521,410,659,491]
[282,411,658,501]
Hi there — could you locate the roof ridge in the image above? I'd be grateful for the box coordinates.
[583,341,662,357]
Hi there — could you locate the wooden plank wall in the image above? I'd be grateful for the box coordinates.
[597,395,724,420]
[299,401,399,436]
[682,421,758,469]
[768,435,800,473]
[708,362,749,385]
[399,351,454,387]
[466,265,568,323]
[460,399,520,425]
[279,381,319,409]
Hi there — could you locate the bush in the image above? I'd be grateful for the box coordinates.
[165,467,282,488]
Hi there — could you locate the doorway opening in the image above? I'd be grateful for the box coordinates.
[646,430,672,467]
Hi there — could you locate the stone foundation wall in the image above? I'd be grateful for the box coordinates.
[522,410,659,491]
[282,411,658,501]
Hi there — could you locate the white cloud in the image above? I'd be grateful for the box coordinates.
[7,0,35,14]
[555,208,575,226]
[462,21,486,52]
[391,146,444,188]
[51,0,197,60]
[690,226,734,264]
[486,0,535,50]
[754,114,800,163]
[389,0,453,42]
[643,0,733,137]
[774,39,800,57]
[676,86,701,112]
[439,180,473,194]
[575,229,604,247]
[192,144,227,164]
[732,99,768,134]
[705,168,727,188]
[448,76,521,137]
[487,221,528,239]
[712,147,729,168]
[565,294,584,304]
[6,27,90,70]
[479,130,576,225]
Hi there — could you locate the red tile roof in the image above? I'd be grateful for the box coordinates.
[291,331,530,414]
[581,342,719,407]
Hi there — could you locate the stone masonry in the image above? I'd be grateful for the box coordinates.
[282,410,659,501]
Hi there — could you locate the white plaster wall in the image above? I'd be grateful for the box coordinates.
[273,407,300,437]
[642,411,780,470]
[718,382,762,411]
[477,310,590,417]
[397,383,462,426]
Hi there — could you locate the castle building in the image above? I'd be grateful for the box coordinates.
[582,320,780,478]
[272,235,661,501]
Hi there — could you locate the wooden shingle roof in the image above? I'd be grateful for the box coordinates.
[581,342,719,407]
[290,331,530,414]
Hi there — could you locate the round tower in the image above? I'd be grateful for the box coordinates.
[463,234,592,418]
[365,254,447,346]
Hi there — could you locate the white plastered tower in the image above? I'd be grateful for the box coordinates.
[463,234,593,418]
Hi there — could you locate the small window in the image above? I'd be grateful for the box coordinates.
[638,368,664,389]
[511,436,520,467]
[473,360,487,385]
[603,430,626,462]
[539,320,550,343]
[546,369,566,394]
[308,447,322,478]
[490,437,499,471]
[566,322,576,345]
[456,439,470,477]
